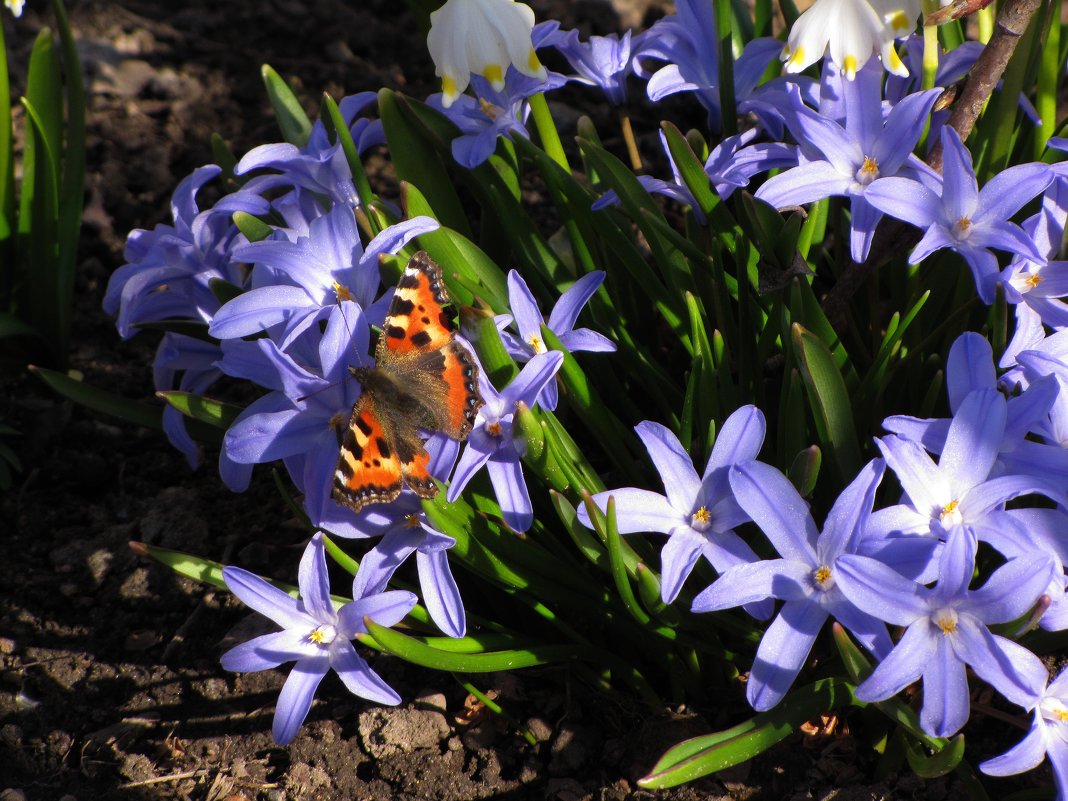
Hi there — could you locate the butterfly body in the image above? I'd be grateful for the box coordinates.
[333,252,483,513]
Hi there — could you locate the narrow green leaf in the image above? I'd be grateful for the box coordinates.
[51,0,87,357]
[604,496,651,625]
[905,735,966,778]
[363,617,591,672]
[791,324,863,483]
[638,679,859,789]
[30,365,162,430]
[157,391,241,430]
[321,92,374,212]
[661,122,719,221]
[233,211,273,243]
[261,64,311,146]
[379,89,472,238]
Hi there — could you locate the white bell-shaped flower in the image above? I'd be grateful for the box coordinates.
[427,0,548,107]
[781,0,918,79]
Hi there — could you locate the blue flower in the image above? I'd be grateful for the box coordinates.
[836,526,1052,737]
[981,666,1068,797]
[546,28,642,106]
[633,0,788,132]
[864,126,1052,302]
[210,204,437,349]
[236,92,383,208]
[496,269,615,410]
[755,62,943,263]
[882,333,1068,490]
[594,128,797,219]
[349,490,467,639]
[578,406,771,610]
[104,165,267,339]
[221,533,416,744]
[691,459,893,711]
[218,303,368,518]
[447,351,563,532]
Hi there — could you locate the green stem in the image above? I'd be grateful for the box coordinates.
[528,92,569,171]
[713,0,737,137]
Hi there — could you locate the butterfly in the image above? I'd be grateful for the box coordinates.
[332,251,484,513]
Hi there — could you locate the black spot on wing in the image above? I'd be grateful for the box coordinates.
[355,417,374,437]
[391,298,415,316]
[385,325,406,340]
[376,437,392,459]
[410,331,432,348]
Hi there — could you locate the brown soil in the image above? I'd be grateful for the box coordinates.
[0,1,1030,799]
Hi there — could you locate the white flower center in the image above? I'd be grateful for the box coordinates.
[527,333,547,354]
[1040,697,1068,726]
[813,564,834,591]
[939,499,963,527]
[932,607,958,636]
[953,217,972,240]
[690,506,712,532]
[308,624,337,645]
[855,156,879,186]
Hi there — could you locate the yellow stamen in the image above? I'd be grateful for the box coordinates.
[404,514,421,528]
[527,333,547,354]
[692,507,710,524]
[334,281,353,303]
[479,98,502,120]
[1025,273,1043,288]
[955,217,972,236]
[487,420,503,437]
[860,156,878,177]
[934,608,958,635]
[814,565,833,587]
[308,624,336,644]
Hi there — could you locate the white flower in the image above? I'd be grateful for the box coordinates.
[782,0,918,79]
[427,0,547,107]
[5,0,25,17]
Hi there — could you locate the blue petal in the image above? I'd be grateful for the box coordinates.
[946,333,995,411]
[506,270,545,341]
[487,456,533,532]
[729,461,818,564]
[221,629,317,673]
[222,566,313,631]
[299,534,337,623]
[272,657,329,744]
[834,554,930,625]
[548,271,605,334]
[330,640,401,705]
[634,421,701,514]
[979,723,1047,776]
[939,389,1006,495]
[920,636,970,737]
[417,548,466,638]
[580,488,681,535]
[691,559,811,611]
[855,619,935,702]
[818,458,884,563]
[747,600,827,711]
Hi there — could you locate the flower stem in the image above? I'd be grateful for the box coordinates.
[619,109,642,171]
[528,92,569,172]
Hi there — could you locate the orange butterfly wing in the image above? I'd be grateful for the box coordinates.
[333,252,484,514]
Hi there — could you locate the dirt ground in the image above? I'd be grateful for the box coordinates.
[0,1,1045,799]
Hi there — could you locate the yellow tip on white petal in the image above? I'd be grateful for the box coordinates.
[888,9,911,33]
[842,55,858,80]
[483,63,505,89]
[441,74,459,107]
[786,46,806,71]
[527,49,546,77]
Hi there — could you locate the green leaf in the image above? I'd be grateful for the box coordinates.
[379,89,472,238]
[232,211,273,243]
[261,64,311,146]
[17,95,61,363]
[157,391,241,430]
[51,0,87,360]
[362,617,588,672]
[402,184,509,309]
[321,92,375,212]
[660,122,720,222]
[905,735,966,779]
[791,324,862,483]
[131,319,216,343]
[638,679,859,789]
[30,365,162,430]
[0,17,14,286]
